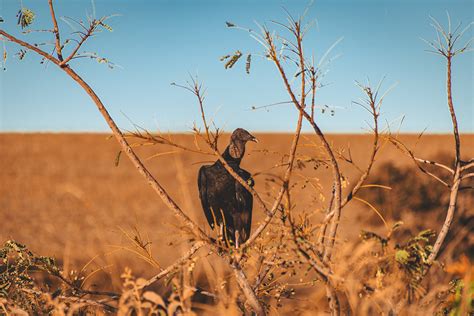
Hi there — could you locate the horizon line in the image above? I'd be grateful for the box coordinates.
[1,131,473,136]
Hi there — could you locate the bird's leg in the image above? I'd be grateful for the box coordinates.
[235,231,240,249]
[219,223,224,243]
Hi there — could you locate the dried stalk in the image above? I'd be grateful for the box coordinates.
[138,241,205,290]
[417,15,472,267]
[426,53,462,265]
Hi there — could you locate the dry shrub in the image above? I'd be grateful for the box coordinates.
[360,157,474,261]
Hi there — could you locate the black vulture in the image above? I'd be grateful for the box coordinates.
[198,128,257,247]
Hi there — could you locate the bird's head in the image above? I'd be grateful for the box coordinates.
[230,128,258,144]
[226,128,258,160]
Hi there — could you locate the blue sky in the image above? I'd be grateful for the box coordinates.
[0,0,472,133]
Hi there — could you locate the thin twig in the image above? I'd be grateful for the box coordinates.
[138,241,205,290]
[48,0,63,61]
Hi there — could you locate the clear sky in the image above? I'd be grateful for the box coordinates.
[0,0,472,133]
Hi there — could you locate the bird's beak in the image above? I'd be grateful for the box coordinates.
[250,136,258,143]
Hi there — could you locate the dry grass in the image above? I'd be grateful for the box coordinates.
[1,133,473,314]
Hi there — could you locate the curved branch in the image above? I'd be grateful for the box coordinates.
[461,160,474,171]
[0,30,60,65]
[1,29,211,245]
[427,172,461,264]
[62,65,211,240]
[389,136,451,188]
[414,157,454,174]
[461,172,474,180]
[425,40,463,267]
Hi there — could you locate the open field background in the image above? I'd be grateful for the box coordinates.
[1,133,473,313]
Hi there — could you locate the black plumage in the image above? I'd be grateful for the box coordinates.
[198,128,257,247]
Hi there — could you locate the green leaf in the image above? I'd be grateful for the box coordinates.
[395,249,410,265]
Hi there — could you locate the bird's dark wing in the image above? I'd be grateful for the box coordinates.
[198,166,217,229]
[234,171,253,242]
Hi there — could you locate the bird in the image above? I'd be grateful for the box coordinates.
[198,128,258,248]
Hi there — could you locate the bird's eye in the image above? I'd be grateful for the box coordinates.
[247,178,254,187]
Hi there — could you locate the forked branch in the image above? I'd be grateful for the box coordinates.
[415,15,471,267]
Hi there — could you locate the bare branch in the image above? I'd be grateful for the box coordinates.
[414,157,454,174]
[461,160,474,171]
[60,21,95,66]
[389,136,451,188]
[230,259,265,315]
[0,29,212,246]
[461,172,474,180]
[48,0,64,61]
[0,30,60,65]
[138,241,205,290]
[427,172,461,265]
[341,82,382,208]
[421,14,469,268]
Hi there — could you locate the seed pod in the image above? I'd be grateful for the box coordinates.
[246,54,251,74]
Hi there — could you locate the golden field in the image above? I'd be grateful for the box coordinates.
[1,133,473,314]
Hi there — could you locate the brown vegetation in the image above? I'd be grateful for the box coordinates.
[1,133,473,314]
